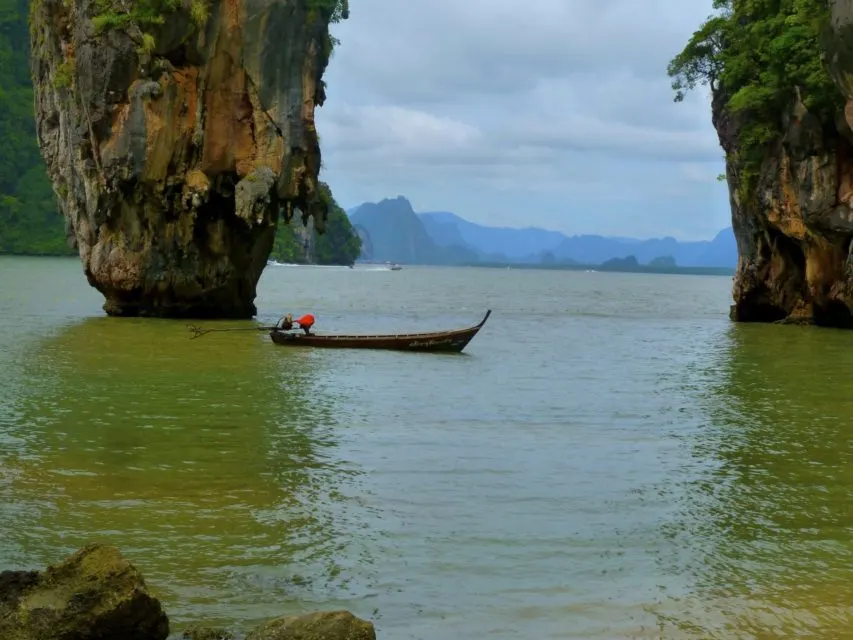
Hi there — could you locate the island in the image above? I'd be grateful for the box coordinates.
[11,0,351,318]
[669,0,853,327]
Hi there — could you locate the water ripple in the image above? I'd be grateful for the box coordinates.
[3,261,853,637]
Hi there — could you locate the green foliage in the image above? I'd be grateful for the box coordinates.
[271,223,304,264]
[92,0,204,54]
[0,167,72,255]
[92,0,179,32]
[0,0,73,255]
[668,0,842,201]
[189,0,207,29]
[314,182,361,264]
[54,59,73,88]
[136,32,155,56]
[306,0,348,58]
[270,183,361,266]
[306,0,348,24]
[668,13,728,101]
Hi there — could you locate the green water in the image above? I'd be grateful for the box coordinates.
[2,255,853,638]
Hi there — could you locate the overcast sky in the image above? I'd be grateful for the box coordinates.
[314,0,729,240]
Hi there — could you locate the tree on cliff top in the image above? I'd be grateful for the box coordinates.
[667,0,841,198]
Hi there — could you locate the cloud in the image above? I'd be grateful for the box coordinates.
[322,105,484,157]
[315,0,731,240]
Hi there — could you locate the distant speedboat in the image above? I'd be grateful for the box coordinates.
[390,264,402,271]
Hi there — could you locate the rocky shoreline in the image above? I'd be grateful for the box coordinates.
[0,544,375,640]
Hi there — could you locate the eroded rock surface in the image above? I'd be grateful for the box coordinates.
[245,610,376,640]
[30,0,344,317]
[719,0,853,326]
[182,624,235,640]
[0,543,168,639]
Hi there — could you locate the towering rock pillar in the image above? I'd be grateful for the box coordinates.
[29,0,346,317]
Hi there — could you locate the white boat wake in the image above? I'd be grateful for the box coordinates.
[265,261,393,271]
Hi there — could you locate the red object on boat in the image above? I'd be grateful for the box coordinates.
[269,310,492,353]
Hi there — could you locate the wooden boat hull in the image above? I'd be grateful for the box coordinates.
[269,310,491,353]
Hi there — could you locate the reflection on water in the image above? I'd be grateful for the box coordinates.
[5,257,853,638]
[0,316,375,629]
[653,324,853,638]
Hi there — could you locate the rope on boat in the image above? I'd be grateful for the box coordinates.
[187,324,279,340]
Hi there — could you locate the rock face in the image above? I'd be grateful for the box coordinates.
[245,610,376,640]
[0,543,169,639]
[182,624,234,640]
[718,0,853,327]
[29,0,346,317]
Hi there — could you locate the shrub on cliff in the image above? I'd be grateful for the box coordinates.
[668,0,842,199]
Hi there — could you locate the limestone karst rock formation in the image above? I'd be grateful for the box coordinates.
[714,0,853,326]
[29,0,347,317]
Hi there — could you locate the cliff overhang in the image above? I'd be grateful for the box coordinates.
[30,0,348,318]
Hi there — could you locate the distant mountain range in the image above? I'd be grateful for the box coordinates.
[348,197,737,268]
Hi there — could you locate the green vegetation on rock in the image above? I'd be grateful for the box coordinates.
[307,0,349,58]
[307,0,348,23]
[92,0,180,33]
[667,0,842,200]
[0,0,71,255]
[314,183,362,264]
[91,0,209,56]
[270,182,361,266]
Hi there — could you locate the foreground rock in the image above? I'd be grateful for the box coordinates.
[246,611,376,640]
[1,545,377,639]
[29,0,347,318]
[0,543,168,639]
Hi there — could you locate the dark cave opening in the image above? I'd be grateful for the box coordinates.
[192,174,240,255]
[732,295,788,323]
[734,226,806,323]
[164,44,189,68]
[813,300,853,328]
[765,226,806,281]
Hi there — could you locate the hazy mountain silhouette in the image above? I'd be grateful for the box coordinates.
[349,197,478,264]
[348,197,737,267]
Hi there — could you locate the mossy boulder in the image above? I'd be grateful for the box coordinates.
[0,543,169,639]
[246,610,375,640]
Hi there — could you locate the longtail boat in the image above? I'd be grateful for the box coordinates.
[269,310,491,353]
